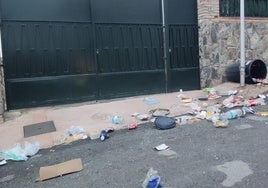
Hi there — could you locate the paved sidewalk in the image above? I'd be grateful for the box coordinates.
[0,82,267,151]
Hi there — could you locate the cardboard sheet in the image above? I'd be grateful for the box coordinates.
[36,158,83,181]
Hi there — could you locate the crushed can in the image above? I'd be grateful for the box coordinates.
[100,130,108,141]
[128,123,137,130]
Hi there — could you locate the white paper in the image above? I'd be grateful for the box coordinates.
[154,144,169,151]
[0,160,7,166]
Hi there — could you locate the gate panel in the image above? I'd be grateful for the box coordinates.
[96,23,165,98]
[2,21,97,109]
[2,0,91,21]
[91,0,161,24]
[167,0,200,92]
[1,0,97,109]
[92,0,165,99]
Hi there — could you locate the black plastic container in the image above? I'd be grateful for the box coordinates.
[225,59,267,84]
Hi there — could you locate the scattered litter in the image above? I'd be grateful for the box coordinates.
[213,118,228,128]
[36,158,83,181]
[218,90,238,96]
[135,114,151,121]
[0,160,7,166]
[131,112,140,117]
[252,78,264,83]
[202,102,209,107]
[89,130,101,140]
[154,144,169,151]
[100,130,109,141]
[106,127,115,133]
[205,106,221,120]
[244,98,266,106]
[198,97,208,101]
[154,116,176,130]
[203,88,216,94]
[195,110,207,120]
[150,118,156,123]
[184,102,202,112]
[143,97,159,106]
[222,95,242,108]
[258,94,266,99]
[175,115,196,124]
[128,123,137,130]
[67,126,85,136]
[208,93,221,100]
[64,126,88,143]
[111,116,123,124]
[1,141,40,161]
[176,89,185,98]
[142,168,163,188]
[202,87,221,99]
[181,97,193,103]
[220,108,246,120]
[256,111,268,116]
[149,108,170,117]
[243,107,255,114]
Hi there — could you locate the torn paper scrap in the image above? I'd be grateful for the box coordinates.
[154,144,169,151]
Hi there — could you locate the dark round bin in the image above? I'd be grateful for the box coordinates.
[225,59,267,84]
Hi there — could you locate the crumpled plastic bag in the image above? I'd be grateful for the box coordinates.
[1,141,40,161]
[67,126,85,136]
[64,126,88,143]
[142,168,163,188]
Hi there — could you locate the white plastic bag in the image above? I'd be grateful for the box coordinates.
[24,141,40,157]
[1,141,40,161]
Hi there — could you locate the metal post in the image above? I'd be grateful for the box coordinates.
[161,0,168,93]
[0,29,2,59]
[240,0,245,86]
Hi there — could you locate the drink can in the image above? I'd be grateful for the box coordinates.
[100,130,107,141]
[128,123,137,130]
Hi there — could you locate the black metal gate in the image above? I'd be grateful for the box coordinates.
[0,0,199,110]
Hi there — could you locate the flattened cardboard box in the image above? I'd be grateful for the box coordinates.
[36,158,83,181]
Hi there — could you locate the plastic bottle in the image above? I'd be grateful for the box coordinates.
[219,108,246,120]
[222,95,237,107]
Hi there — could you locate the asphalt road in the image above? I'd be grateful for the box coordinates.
[1,105,268,188]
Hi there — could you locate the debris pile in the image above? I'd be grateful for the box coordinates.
[131,87,267,129]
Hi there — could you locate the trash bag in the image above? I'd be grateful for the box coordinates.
[1,143,28,161]
[24,141,40,157]
[154,116,176,130]
[1,141,40,161]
